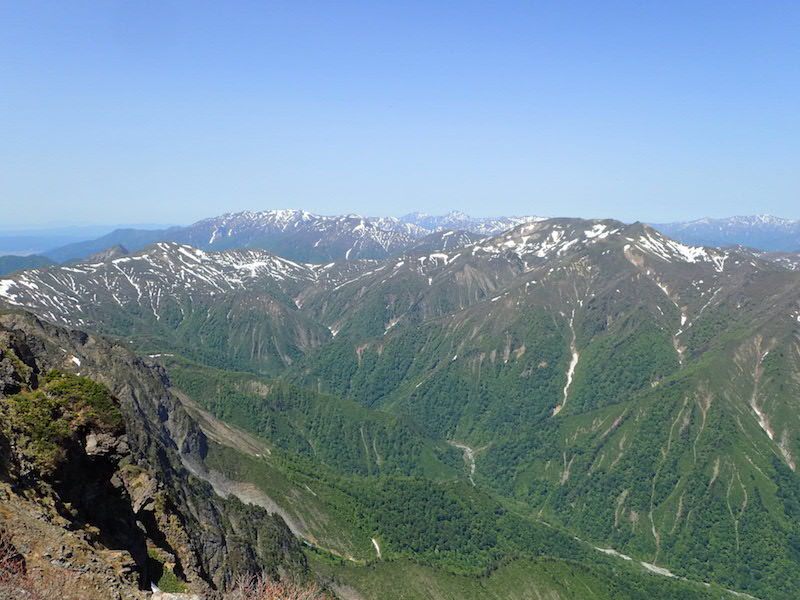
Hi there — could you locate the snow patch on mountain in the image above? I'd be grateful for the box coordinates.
[468,219,623,261]
[631,229,729,271]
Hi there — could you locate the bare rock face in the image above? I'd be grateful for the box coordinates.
[151,592,204,600]
[85,431,130,456]
[126,469,160,515]
[86,244,130,263]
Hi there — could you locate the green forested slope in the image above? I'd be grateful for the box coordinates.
[165,356,461,479]
[283,222,800,598]
[0,254,55,276]
[204,439,748,600]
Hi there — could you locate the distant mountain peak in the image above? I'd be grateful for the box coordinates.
[678,214,795,227]
[400,211,546,235]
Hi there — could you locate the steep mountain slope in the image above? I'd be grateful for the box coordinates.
[295,218,730,344]
[0,310,310,596]
[289,219,800,598]
[4,217,800,598]
[164,356,462,481]
[654,215,800,252]
[164,362,750,600]
[0,243,352,373]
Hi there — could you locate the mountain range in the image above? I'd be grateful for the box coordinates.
[654,214,800,252]
[39,210,545,264]
[2,213,800,599]
[1,211,797,277]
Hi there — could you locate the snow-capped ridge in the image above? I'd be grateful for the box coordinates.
[0,241,363,327]
[625,224,730,271]
[467,218,625,260]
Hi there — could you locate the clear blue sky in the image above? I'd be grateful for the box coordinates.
[1,1,799,226]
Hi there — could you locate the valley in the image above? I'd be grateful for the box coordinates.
[448,440,477,485]
[1,214,799,599]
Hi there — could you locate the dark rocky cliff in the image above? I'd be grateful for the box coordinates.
[0,310,308,598]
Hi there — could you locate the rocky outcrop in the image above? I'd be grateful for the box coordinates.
[85,244,130,262]
[0,309,309,597]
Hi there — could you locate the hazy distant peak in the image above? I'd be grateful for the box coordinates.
[653,214,800,252]
[400,211,545,235]
[674,214,798,227]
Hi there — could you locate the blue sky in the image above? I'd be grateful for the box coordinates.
[1,1,799,226]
